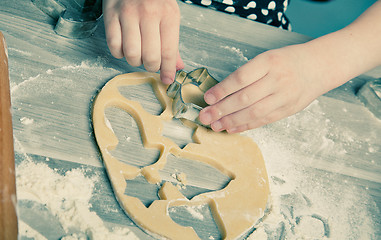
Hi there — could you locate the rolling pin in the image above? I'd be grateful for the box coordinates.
[0,31,18,239]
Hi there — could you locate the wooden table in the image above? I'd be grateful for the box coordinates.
[1,0,380,239]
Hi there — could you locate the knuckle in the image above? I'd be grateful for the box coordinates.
[144,64,160,73]
[127,59,141,67]
[138,1,160,17]
[107,39,119,50]
[143,57,161,72]
[266,50,282,65]
[143,55,157,65]
[219,117,233,129]
[238,91,250,105]
[107,41,123,58]
[120,3,135,16]
[161,51,175,62]
[163,1,180,15]
[123,44,140,57]
[124,51,141,64]
[234,70,247,85]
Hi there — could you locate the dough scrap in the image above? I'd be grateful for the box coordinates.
[92,72,269,239]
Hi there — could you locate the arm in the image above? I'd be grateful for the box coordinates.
[103,0,184,84]
[199,1,381,133]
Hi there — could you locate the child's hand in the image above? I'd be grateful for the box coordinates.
[199,44,333,133]
[103,0,184,84]
[199,1,381,133]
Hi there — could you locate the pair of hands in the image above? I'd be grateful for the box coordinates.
[103,0,330,133]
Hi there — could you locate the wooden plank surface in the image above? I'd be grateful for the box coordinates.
[1,0,380,239]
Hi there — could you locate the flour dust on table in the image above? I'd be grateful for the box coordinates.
[16,156,139,240]
[245,99,380,240]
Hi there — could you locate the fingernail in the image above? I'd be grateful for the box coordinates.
[204,93,217,105]
[212,121,222,132]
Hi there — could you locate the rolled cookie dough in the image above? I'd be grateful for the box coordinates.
[92,72,269,239]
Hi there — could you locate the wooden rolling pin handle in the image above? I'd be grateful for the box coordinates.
[0,31,18,239]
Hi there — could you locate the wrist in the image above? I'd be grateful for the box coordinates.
[302,30,371,93]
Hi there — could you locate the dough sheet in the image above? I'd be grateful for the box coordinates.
[92,72,269,239]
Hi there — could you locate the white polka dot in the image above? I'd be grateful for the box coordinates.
[267,19,273,24]
[185,0,192,3]
[247,14,257,20]
[225,6,235,13]
[284,0,288,9]
[201,0,212,6]
[268,1,276,10]
[222,0,234,5]
[282,17,286,24]
[261,9,268,16]
[277,12,282,21]
[246,1,256,9]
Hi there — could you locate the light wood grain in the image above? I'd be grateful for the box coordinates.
[0,31,18,240]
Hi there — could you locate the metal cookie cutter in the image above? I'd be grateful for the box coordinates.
[31,0,102,38]
[167,68,219,127]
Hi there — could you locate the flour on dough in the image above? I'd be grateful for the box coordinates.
[92,72,270,239]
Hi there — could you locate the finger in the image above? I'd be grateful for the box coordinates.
[120,14,142,66]
[159,15,180,84]
[140,18,161,72]
[227,107,289,133]
[104,13,124,59]
[210,92,286,132]
[204,54,270,105]
[199,74,275,125]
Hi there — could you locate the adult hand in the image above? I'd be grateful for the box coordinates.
[199,44,333,133]
[103,0,184,84]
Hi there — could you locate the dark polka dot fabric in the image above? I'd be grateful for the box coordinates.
[181,0,291,30]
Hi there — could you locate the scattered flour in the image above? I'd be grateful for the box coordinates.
[20,116,34,125]
[184,205,205,221]
[11,74,41,93]
[244,98,380,239]
[10,56,379,239]
[8,47,32,56]
[16,160,139,240]
[172,172,188,186]
[221,45,249,62]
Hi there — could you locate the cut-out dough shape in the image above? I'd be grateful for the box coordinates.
[92,72,270,239]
